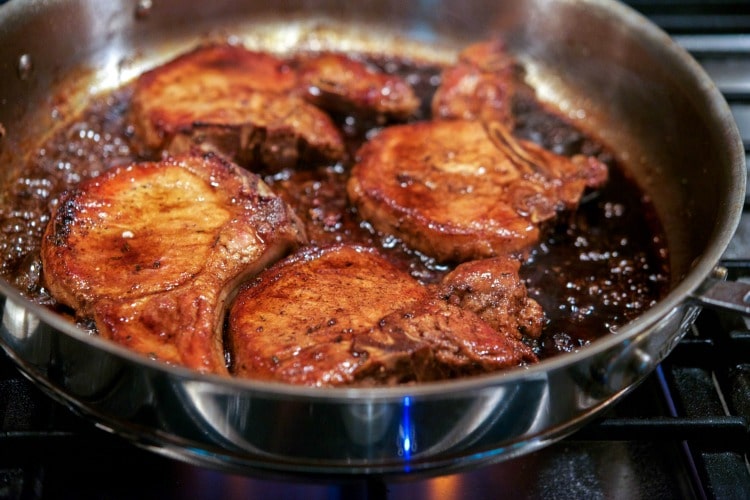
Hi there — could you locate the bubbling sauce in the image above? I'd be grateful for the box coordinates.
[0,53,669,360]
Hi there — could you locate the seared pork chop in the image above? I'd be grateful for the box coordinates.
[129,44,344,171]
[41,153,306,374]
[347,119,608,262]
[130,44,421,170]
[432,39,531,127]
[228,244,538,386]
[293,52,420,119]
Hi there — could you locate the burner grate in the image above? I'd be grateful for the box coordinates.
[577,300,750,498]
[624,0,750,34]
[571,10,750,493]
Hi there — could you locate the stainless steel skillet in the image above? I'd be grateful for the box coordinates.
[0,0,745,476]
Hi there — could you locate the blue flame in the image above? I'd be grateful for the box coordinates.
[398,396,415,464]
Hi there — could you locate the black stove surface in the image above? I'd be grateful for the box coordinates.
[0,349,723,499]
[1,1,750,499]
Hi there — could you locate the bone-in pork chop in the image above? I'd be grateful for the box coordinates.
[227,244,538,386]
[129,44,345,171]
[347,119,608,262]
[129,44,421,170]
[41,153,307,374]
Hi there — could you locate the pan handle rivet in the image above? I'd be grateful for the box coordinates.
[17,54,32,81]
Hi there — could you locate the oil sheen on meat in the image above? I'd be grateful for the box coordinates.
[228,245,539,386]
[40,153,306,373]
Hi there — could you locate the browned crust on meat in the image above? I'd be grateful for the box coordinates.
[227,245,429,384]
[294,52,420,119]
[41,153,306,374]
[228,244,539,386]
[353,298,538,384]
[129,44,422,171]
[129,44,345,170]
[439,256,545,339]
[347,119,608,262]
[431,38,531,127]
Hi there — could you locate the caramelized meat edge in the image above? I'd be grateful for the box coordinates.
[432,38,534,128]
[41,153,307,374]
[129,43,420,171]
[228,245,539,386]
[348,119,608,262]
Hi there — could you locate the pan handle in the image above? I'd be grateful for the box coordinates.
[689,266,750,316]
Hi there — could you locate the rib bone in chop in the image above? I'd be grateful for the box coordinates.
[347,119,608,262]
[41,153,307,374]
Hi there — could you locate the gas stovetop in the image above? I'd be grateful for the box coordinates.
[1,1,749,499]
